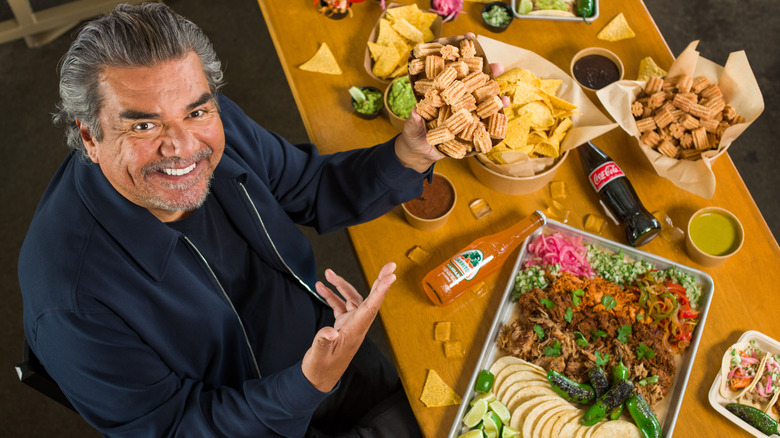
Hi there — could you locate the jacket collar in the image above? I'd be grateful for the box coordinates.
[73,148,248,281]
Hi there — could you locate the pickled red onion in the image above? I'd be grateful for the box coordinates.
[741,356,760,365]
[523,233,595,277]
[430,0,463,22]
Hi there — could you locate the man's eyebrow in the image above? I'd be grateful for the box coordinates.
[187,93,216,111]
[118,93,215,120]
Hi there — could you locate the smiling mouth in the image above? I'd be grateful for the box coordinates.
[162,162,197,176]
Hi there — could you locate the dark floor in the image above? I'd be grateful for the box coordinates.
[1,0,777,436]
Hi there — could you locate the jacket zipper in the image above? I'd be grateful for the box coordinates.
[237,182,326,305]
[182,236,262,379]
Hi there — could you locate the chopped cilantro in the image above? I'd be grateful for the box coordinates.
[572,289,584,307]
[595,351,610,367]
[544,341,562,357]
[636,313,644,321]
[637,343,655,360]
[574,331,589,347]
[593,330,607,338]
[601,294,617,311]
[617,325,632,343]
[533,325,545,340]
[639,375,659,386]
[540,298,555,309]
[564,307,573,323]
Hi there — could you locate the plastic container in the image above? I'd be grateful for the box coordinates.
[709,331,780,437]
[510,0,599,22]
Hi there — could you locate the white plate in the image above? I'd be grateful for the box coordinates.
[708,330,780,437]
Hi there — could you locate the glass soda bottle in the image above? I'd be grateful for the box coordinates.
[577,141,661,247]
[422,210,546,306]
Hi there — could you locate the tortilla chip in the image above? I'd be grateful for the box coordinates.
[299,43,342,75]
[539,79,562,95]
[391,17,424,44]
[512,81,543,106]
[637,56,668,82]
[376,19,402,46]
[420,369,462,407]
[498,69,540,87]
[373,43,402,79]
[543,91,578,111]
[597,13,636,42]
[367,41,386,61]
[519,101,555,129]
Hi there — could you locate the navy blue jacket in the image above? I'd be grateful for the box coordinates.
[19,96,429,437]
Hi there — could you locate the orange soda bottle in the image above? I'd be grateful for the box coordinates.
[422,210,546,306]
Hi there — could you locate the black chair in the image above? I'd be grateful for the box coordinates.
[15,338,77,412]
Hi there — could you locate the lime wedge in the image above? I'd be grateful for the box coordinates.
[475,369,495,393]
[463,398,489,428]
[348,86,366,103]
[481,411,503,438]
[470,392,496,407]
[458,430,486,438]
[500,425,519,438]
[517,0,532,14]
[489,400,511,425]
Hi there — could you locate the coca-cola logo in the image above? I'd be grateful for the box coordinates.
[589,162,625,192]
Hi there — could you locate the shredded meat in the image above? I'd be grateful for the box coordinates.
[496,272,677,407]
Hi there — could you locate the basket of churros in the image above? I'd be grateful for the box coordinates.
[597,41,764,199]
[416,35,617,195]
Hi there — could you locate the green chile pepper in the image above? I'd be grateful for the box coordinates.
[588,366,609,399]
[576,0,594,18]
[547,370,596,405]
[581,379,634,426]
[725,403,779,436]
[626,393,662,438]
[609,359,630,420]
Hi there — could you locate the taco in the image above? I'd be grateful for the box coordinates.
[740,353,780,416]
[720,340,765,400]
[767,381,780,421]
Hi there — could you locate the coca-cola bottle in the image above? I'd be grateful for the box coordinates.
[577,142,660,247]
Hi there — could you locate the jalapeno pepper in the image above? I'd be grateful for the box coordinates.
[547,370,596,405]
[626,393,662,438]
[581,379,634,426]
[607,358,630,420]
[588,366,609,399]
[576,0,594,18]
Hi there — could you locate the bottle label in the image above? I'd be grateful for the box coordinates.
[588,161,625,192]
[445,249,484,281]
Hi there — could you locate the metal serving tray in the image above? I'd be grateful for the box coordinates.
[510,0,600,22]
[447,220,714,437]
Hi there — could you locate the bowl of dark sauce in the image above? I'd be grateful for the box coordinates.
[570,47,624,91]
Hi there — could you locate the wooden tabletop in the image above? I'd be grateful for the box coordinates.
[256,1,779,436]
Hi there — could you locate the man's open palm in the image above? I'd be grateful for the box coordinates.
[301,262,396,392]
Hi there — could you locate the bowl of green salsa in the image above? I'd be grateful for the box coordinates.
[481,1,513,33]
[350,86,384,119]
[686,206,744,267]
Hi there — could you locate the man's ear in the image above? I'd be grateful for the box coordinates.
[76,119,99,163]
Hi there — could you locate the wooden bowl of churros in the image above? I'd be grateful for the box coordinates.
[408,35,507,160]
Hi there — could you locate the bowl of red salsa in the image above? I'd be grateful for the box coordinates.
[402,172,457,231]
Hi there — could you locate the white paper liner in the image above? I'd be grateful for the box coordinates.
[597,41,764,199]
[475,35,619,177]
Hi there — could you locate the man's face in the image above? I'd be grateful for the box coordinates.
[79,51,224,222]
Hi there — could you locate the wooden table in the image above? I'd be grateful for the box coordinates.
[256,1,779,436]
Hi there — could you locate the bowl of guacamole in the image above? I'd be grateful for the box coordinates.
[384,75,415,131]
[350,86,384,119]
[482,2,513,33]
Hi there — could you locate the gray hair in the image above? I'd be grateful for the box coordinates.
[53,2,224,157]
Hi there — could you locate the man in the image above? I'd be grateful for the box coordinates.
[19,3,507,436]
